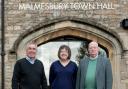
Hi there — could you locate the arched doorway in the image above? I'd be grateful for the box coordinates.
[36,36,108,84]
[11,17,123,89]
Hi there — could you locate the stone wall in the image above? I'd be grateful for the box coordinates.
[0,0,128,89]
[0,0,1,87]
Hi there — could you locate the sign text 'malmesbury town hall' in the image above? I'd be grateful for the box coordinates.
[18,2,116,10]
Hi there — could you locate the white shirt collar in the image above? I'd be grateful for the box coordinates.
[26,56,36,64]
[89,55,98,60]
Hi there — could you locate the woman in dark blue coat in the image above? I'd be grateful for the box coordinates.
[49,45,78,89]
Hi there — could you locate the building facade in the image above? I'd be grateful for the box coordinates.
[0,0,128,89]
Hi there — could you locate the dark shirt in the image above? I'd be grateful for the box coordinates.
[49,60,78,89]
[12,58,48,89]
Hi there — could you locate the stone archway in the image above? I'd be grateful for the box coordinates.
[11,17,125,89]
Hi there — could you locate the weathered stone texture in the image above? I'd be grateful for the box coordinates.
[0,0,128,89]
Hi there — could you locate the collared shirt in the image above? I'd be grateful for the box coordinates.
[89,54,98,60]
[26,56,36,64]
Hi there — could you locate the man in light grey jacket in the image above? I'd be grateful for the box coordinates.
[76,41,113,89]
